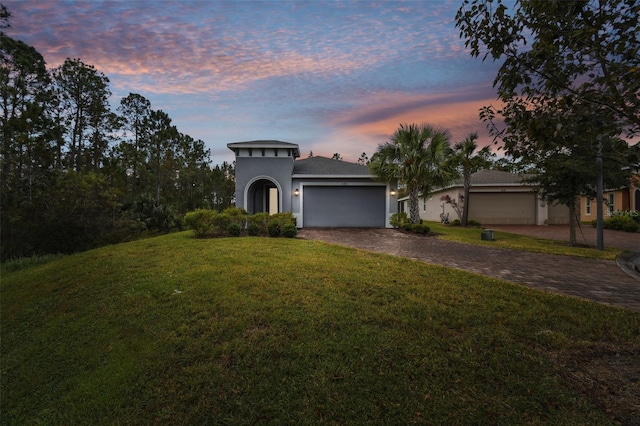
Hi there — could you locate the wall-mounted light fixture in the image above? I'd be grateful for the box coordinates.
[390,189,396,196]
[294,188,299,196]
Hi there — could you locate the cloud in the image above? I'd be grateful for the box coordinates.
[3,0,505,164]
[6,0,476,96]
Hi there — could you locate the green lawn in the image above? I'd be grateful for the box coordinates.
[426,222,623,260]
[2,232,638,424]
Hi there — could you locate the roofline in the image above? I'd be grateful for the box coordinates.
[437,181,533,191]
[292,174,376,179]
[227,140,300,157]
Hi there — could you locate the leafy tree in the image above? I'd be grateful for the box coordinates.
[331,153,342,160]
[1,4,10,33]
[369,123,454,223]
[209,161,235,211]
[0,13,61,258]
[51,58,112,172]
[173,133,211,212]
[356,152,369,165]
[116,93,151,194]
[456,0,640,137]
[450,133,493,226]
[137,109,179,206]
[456,0,639,247]
[513,101,632,245]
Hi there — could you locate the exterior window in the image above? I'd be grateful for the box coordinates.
[608,193,615,215]
[585,197,591,215]
[261,148,265,157]
[423,198,426,212]
[275,149,278,157]
[248,148,253,157]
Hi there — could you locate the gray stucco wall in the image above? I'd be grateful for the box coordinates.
[235,156,295,212]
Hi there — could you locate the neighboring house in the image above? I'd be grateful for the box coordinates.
[580,172,640,219]
[228,140,398,228]
[399,170,570,225]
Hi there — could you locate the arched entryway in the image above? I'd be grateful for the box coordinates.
[245,177,280,215]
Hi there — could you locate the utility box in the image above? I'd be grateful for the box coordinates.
[481,229,495,241]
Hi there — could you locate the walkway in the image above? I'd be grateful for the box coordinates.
[297,228,640,313]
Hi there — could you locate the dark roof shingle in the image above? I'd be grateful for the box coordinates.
[293,156,372,176]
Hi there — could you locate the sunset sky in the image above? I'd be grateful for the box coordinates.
[5,0,504,164]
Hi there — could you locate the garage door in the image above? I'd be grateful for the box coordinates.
[303,186,386,227]
[468,193,536,225]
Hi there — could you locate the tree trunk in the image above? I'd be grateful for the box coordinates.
[409,185,420,223]
[461,172,471,226]
[568,198,577,246]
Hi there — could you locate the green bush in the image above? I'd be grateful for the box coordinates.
[611,210,640,225]
[270,212,297,228]
[282,224,298,238]
[449,219,481,227]
[185,209,298,238]
[268,222,281,237]
[223,207,248,217]
[228,222,242,237]
[390,212,409,228]
[212,213,231,233]
[247,222,261,236]
[603,215,640,232]
[247,212,269,235]
[184,209,218,236]
[403,223,430,235]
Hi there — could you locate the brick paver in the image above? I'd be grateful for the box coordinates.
[298,228,640,312]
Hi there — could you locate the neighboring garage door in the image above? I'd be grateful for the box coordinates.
[468,193,536,225]
[303,186,386,227]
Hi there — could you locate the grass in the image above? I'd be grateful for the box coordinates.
[2,231,639,424]
[426,222,623,260]
[0,253,68,274]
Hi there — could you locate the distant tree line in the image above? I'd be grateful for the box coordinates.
[1,6,234,260]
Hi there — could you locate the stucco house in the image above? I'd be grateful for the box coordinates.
[228,140,398,228]
[400,169,570,226]
[580,172,639,219]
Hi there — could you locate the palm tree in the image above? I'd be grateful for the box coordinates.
[451,132,493,226]
[369,123,455,223]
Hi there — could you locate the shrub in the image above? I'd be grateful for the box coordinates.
[270,212,297,228]
[184,209,218,237]
[227,222,242,237]
[449,219,481,227]
[603,215,640,233]
[390,212,409,229]
[282,224,298,238]
[247,212,269,235]
[403,223,430,235]
[223,207,249,217]
[611,210,640,225]
[268,212,297,237]
[212,213,231,234]
[268,222,281,237]
[247,222,261,236]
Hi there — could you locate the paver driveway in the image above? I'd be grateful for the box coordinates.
[298,228,640,313]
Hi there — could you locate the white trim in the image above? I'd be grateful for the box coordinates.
[244,175,283,213]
